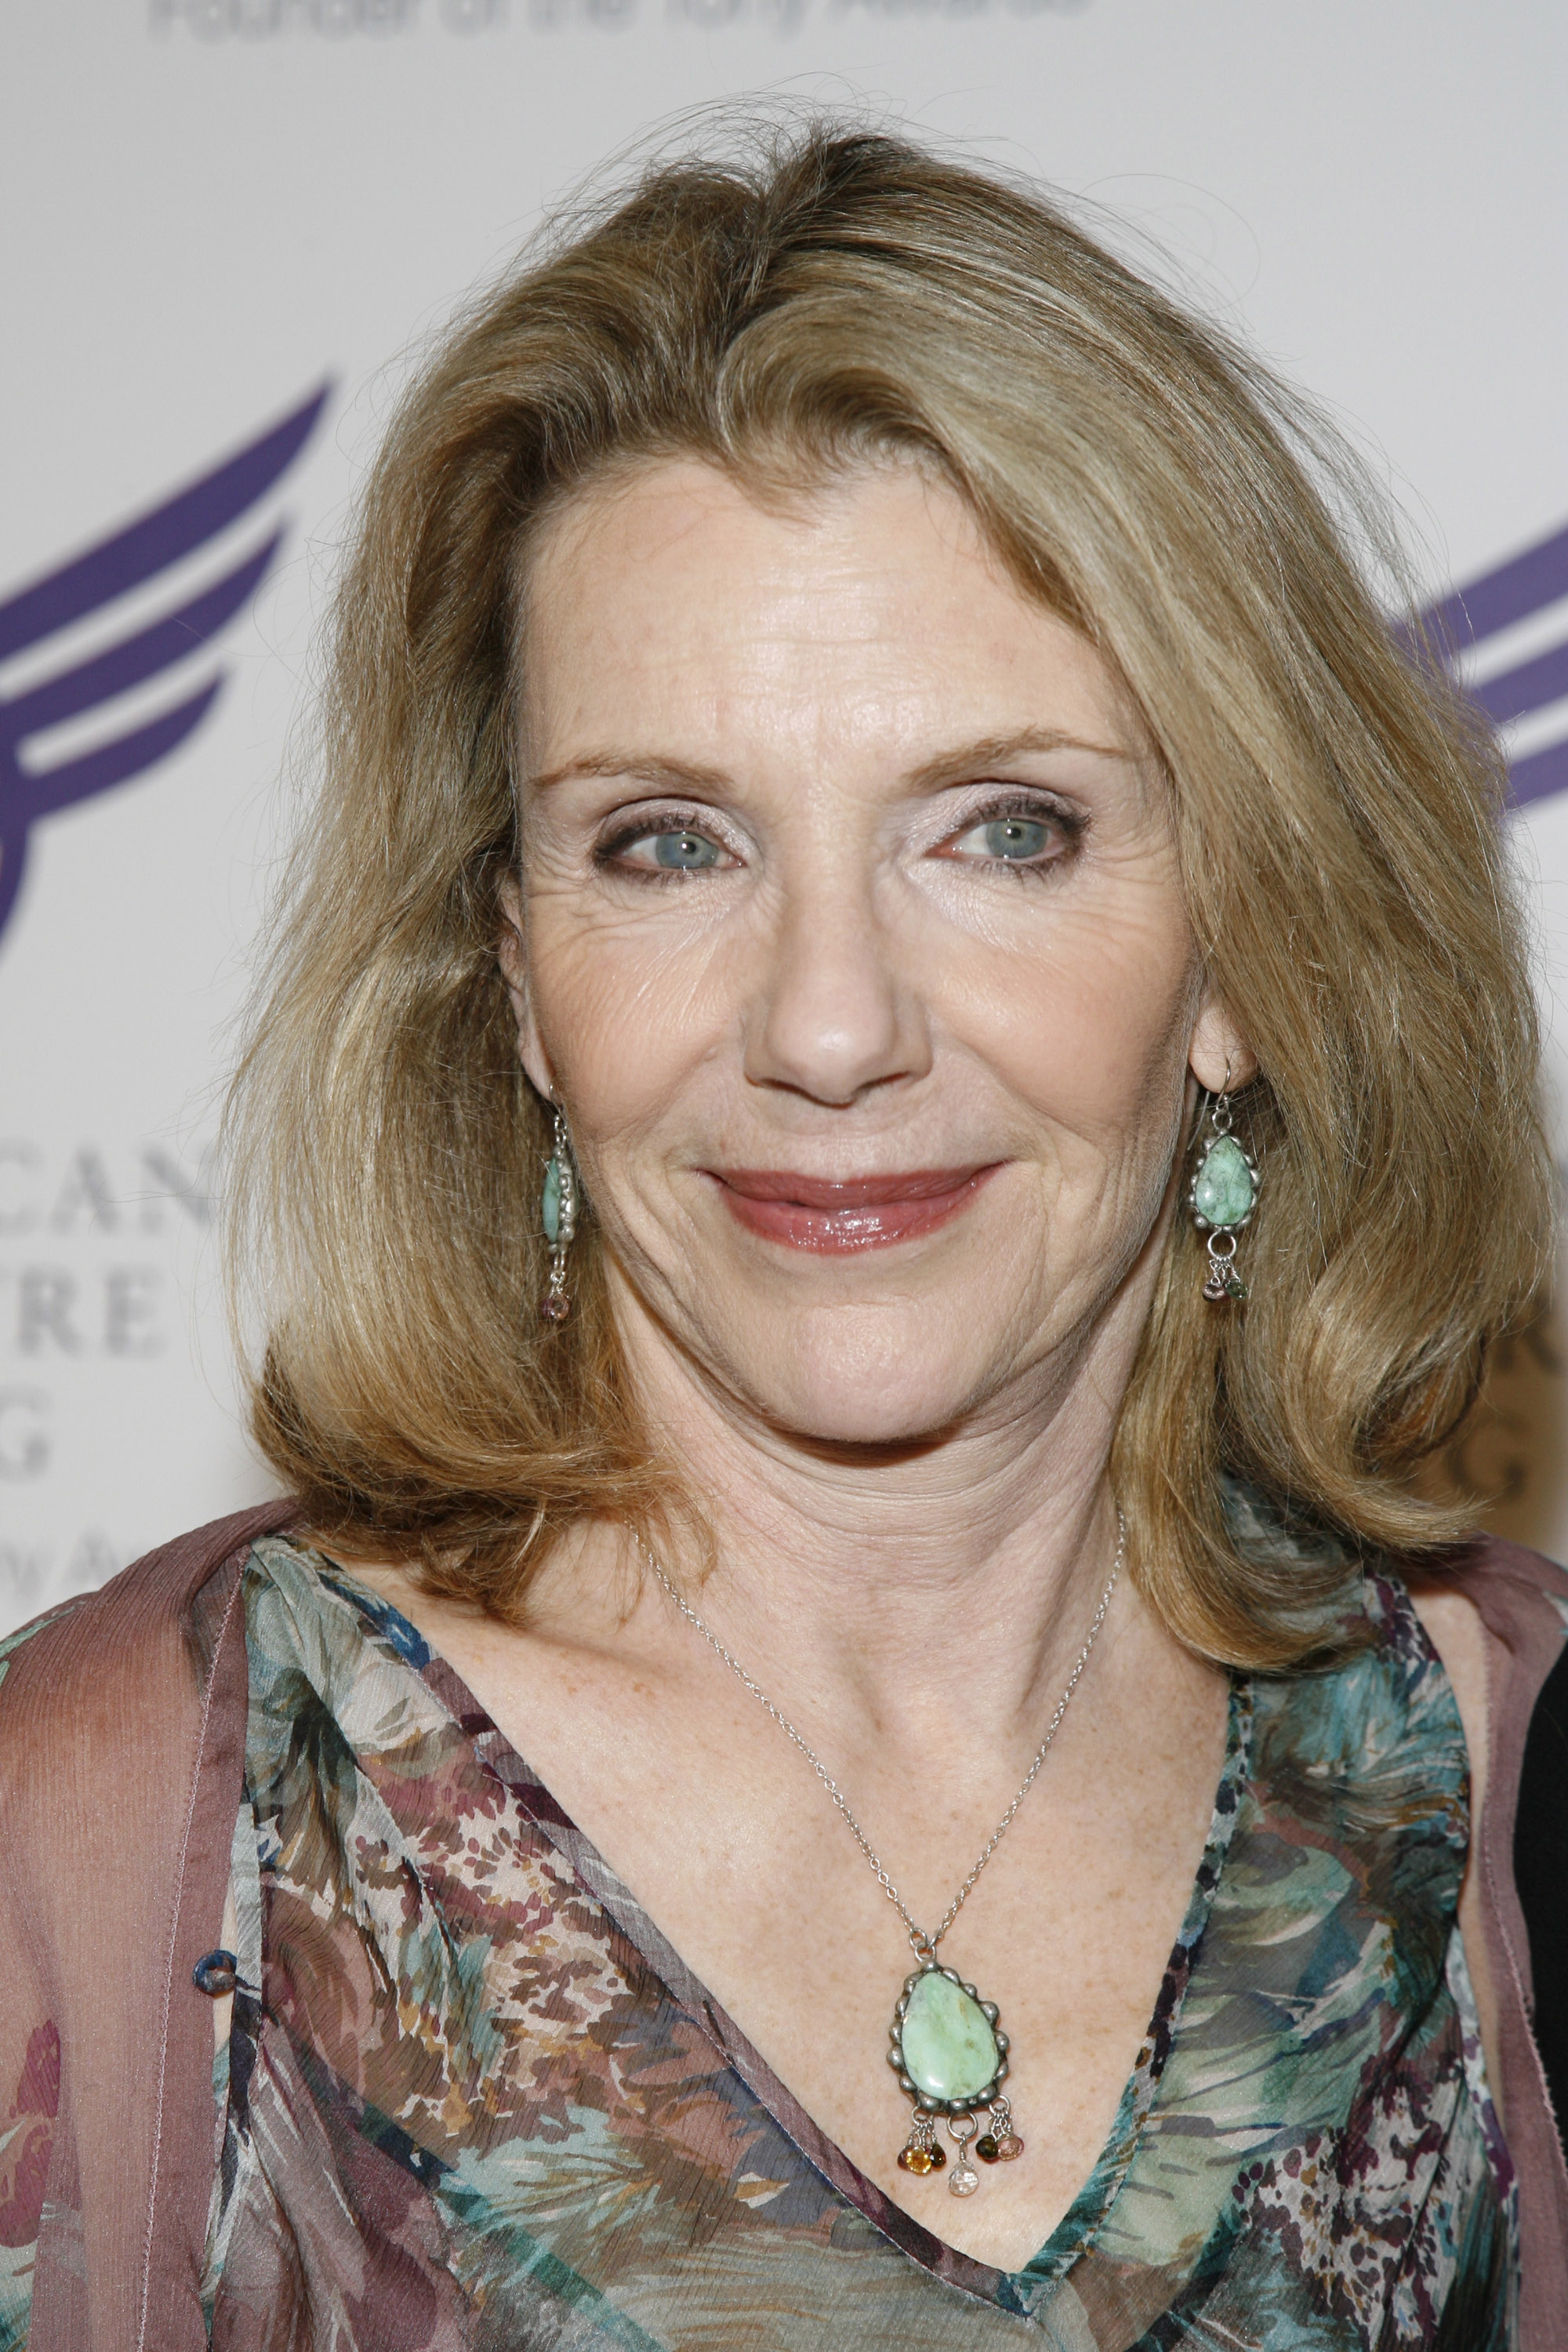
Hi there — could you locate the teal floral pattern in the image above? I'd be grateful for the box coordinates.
[0,1526,1515,2347]
[180,1535,1516,2348]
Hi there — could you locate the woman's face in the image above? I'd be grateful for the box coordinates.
[506,458,1245,1445]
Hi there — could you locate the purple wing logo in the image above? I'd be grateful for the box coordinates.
[0,385,329,944]
[1413,519,1568,809]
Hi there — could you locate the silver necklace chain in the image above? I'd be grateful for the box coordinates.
[637,1512,1123,1962]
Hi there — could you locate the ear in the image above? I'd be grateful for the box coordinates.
[1189,988,1258,1095]
[496,872,557,1102]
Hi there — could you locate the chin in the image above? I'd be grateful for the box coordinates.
[767,1391,966,1451]
[728,1308,995,1450]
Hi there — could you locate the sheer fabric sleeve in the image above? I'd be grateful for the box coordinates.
[0,1503,291,2352]
[0,1606,85,2348]
[1514,1643,1568,2153]
[1449,1534,1568,2352]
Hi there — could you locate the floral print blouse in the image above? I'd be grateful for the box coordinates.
[4,1526,1519,2347]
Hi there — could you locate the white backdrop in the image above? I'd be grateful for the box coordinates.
[4,0,1568,1632]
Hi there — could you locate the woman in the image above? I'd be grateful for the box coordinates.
[2,122,1565,2350]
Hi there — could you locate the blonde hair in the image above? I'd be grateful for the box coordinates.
[225,118,1550,1669]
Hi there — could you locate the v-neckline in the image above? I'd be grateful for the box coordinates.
[295,1541,1253,2312]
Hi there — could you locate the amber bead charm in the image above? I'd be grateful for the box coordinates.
[896,2117,946,2175]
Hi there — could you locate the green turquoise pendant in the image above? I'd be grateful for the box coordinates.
[1192,1134,1255,1229]
[541,1156,564,1244]
[890,1964,1022,2194]
[538,1111,579,1326]
[1189,1096,1260,1304]
[894,1966,1004,2105]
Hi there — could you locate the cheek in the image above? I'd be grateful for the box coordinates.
[944,892,1200,1149]
[520,888,735,1142]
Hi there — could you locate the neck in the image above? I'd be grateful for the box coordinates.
[534,1248,1163,1786]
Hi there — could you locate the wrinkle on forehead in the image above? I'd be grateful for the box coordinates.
[512,451,1166,821]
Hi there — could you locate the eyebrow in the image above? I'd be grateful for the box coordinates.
[524,728,1134,798]
[904,727,1138,790]
[525,751,735,797]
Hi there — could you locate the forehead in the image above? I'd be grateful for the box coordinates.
[516,457,1148,770]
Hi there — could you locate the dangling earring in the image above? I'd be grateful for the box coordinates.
[539,1104,579,1326]
[1189,1068,1258,1302]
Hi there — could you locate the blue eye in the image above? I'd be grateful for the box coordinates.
[953,815,1054,862]
[597,818,734,876]
[986,818,1047,859]
[652,830,721,869]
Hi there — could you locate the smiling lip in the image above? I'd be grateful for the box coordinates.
[708,1165,1000,1252]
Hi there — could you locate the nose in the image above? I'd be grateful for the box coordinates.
[742,863,932,1107]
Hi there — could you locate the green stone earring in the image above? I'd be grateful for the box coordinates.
[1189,1078,1258,1302]
[539,1104,579,1326]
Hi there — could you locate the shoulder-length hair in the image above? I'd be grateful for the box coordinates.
[225,118,1550,1669]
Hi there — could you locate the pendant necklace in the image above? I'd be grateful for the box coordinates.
[637,1513,1122,2198]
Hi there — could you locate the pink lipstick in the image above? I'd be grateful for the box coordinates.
[710,1165,998,1252]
